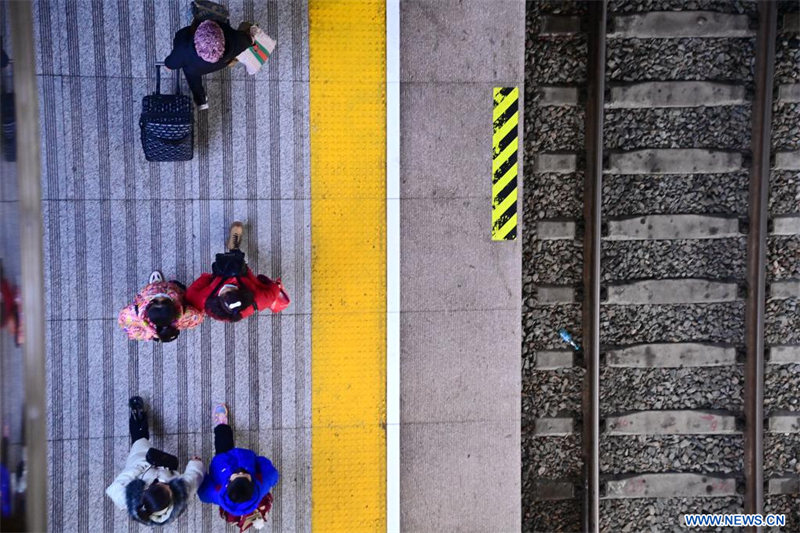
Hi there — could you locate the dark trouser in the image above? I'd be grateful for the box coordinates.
[212,249,246,277]
[183,70,207,106]
[214,424,234,455]
[130,412,150,444]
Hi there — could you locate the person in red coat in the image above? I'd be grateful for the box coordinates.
[186,222,290,322]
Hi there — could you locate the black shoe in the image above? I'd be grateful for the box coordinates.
[129,396,146,421]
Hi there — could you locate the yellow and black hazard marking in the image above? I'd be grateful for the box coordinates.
[492,87,519,241]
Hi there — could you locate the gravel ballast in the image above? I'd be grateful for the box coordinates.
[600,302,745,345]
[599,366,743,414]
[768,235,800,281]
[764,433,800,478]
[766,298,800,345]
[530,106,585,153]
[764,496,800,533]
[530,36,587,85]
[603,173,749,217]
[774,37,800,85]
[608,0,757,15]
[524,432,583,479]
[530,240,582,285]
[600,435,743,475]
[524,303,582,352]
[602,238,746,282]
[524,499,582,533]
[600,497,743,532]
[523,368,584,419]
[607,38,754,82]
[527,172,584,220]
[772,103,800,152]
[769,170,800,217]
[604,106,751,151]
[765,364,800,412]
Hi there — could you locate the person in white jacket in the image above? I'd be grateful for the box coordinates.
[105,396,204,526]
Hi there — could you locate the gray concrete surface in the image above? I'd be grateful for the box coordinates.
[770,281,800,299]
[605,280,739,305]
[607,81,746,108]
[775,151,800,170]
[608,12,753,38]
[607,149,743,174]
[534,350,575,370]
[606,214,740,240]
[36,1,311,532]
[769,345,800,364]
[771,216,800,235]
[536,220,576,240]
[400,1,523,531]
[605,410,738,435]
[767,415,800,433]
[769,477,800,494]
[777,84,800,103]
[606,343,737,368]
[533,417,574,436]
[604,473,737,499]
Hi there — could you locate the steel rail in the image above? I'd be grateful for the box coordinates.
[582,1,606,532]
[743,0,777,526]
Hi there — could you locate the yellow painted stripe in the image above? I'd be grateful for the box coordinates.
[492,161,518,198]
[492,136,519,173]
[493,86,519,121]
[492,111,519,147]
[494,212,518,240]
[309,1,386,532]
[492,188,518,224]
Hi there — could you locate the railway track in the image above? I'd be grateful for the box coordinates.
[522,1,800,531]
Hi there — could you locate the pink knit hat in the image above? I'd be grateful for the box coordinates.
[194,20,225,63]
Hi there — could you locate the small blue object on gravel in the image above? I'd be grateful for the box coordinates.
[559,328,581,351]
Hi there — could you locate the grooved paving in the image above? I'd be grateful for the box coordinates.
[36,1,312,531]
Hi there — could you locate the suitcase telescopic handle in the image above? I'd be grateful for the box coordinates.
[154,61,181,96]
[155,63,162,94]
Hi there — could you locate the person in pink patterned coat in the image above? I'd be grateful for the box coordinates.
[118,271,204,343]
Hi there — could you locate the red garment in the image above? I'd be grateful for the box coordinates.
[0,278,15,327]
[186,268,290,319]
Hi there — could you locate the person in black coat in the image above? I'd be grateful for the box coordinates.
[164,19,253,109]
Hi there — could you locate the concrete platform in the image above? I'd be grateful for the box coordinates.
[400,1,523,531]
[36,1,311,532]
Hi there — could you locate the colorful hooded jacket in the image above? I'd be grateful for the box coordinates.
[118,281,204,341]
[197,448,279,516]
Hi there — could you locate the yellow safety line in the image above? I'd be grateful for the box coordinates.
[309,1,386,532]
[492,87,519,121]
[493,137,519,173]
[495,212,518,240]
[492,162,518,198]
[492,112,519,147]
[493,188,518,224]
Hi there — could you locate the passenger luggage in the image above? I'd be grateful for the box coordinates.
[191,0,230,24]
[139,65,193,162]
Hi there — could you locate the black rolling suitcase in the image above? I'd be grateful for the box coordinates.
[139,64,193,162]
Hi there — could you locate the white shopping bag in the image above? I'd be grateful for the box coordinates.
[236,25,276,75]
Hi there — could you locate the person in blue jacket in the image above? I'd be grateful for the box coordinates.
[198,404,279,519]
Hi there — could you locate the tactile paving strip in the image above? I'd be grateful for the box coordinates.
[309,1,386,531]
